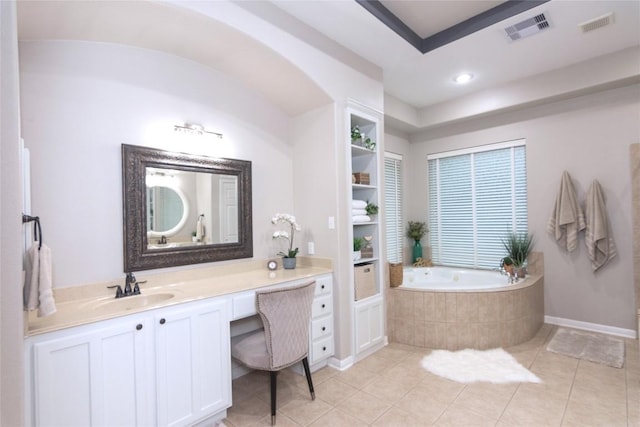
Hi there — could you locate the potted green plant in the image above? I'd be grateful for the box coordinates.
[407,221,428,263]
[351,125,362,143]
[351,125,375,150]
[501,232,534,277]
[353,237,364,261]
[365,201,378,217]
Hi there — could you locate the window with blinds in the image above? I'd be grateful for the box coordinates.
[384,153,403,263]
[428,140,527,269]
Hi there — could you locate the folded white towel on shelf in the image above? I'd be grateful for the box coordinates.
[352,215,371,223]
[23,242,57,317]
[352,200,367,209]
[584,180,616,271]
[547,171,585,252]
[352,209,367,216]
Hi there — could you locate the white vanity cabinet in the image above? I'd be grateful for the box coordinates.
[27,314,154,426]
[309,274,334,367]
[25,297,231,427]
[354,296,384,354]
[155,298,230,427]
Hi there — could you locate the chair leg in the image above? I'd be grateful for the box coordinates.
[302,357,315,400]
[270,371,278,425]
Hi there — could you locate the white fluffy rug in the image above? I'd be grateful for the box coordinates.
[421,348,541,384]
[546,328,625,368]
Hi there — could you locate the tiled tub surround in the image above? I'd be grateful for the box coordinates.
[388,270,544,350]
[389,275,543,350]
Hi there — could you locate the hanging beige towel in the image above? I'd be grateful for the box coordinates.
[23,242,57,317]
[585,180,616,271]
[547,171,585,251]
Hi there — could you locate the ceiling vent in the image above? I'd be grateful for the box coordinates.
[579,13,614,33]
[504,13,550,41]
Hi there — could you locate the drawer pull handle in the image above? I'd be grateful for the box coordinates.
[322,326,326,331]
[136,324,143,331]
[322,346,327,351]
[321,304,325,308]
[321,285,325,289]
[159,318,166,325]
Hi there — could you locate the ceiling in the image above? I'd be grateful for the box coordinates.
[15,0,640,125]
[272,0,640,109]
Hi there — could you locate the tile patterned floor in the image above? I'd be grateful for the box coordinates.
[224,324,640,426]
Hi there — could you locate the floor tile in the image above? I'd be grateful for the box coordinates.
[224,325,637,427]
[335,390,392,424]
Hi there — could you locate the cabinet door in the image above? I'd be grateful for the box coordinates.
[31,317,152,426]
[354,297,384,355]
[155,298,231,427]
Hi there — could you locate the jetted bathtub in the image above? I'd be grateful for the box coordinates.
[388,265,543,350]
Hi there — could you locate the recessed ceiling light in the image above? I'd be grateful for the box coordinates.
[453,73,474,84]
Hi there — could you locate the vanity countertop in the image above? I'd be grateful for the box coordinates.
[26,257,332,337]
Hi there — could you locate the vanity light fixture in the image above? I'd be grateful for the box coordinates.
[174,123,223,139]
[453,73,474,84]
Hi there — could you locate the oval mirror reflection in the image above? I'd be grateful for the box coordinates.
[147,185,188,234]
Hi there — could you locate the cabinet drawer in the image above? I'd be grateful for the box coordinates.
[314,276,332,297]
[232,292,256,320]
[312,295,332,318]
[310,336,334,364]
[311,316,333,340]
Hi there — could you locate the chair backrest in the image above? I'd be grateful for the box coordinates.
[256,281,316,370]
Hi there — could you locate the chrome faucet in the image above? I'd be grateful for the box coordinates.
[497,264,517,284]
[159,235,167,244]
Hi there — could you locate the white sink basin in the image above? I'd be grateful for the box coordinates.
[81,293,176,313]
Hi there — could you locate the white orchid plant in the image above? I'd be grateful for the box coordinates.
[272,213,301,258]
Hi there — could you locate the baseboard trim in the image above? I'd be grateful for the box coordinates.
[328,356,353,371]
[545,315,637,339]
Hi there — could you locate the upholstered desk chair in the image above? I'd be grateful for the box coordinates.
[231,281,317,425]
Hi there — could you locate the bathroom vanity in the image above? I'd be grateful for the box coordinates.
[24,258,333,426]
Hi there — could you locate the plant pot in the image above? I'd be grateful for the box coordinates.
[353,250,362,261]
[282,257,297,270]
[516,267,526,278]
[412,240,423,263]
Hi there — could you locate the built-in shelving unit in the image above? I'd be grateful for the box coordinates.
[347,103,385,359]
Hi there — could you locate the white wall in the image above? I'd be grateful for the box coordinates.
[19,40,298,288]
[1,2,25,424]
[405,84,639,331]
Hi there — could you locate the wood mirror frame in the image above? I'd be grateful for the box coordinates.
[122,144,253,271]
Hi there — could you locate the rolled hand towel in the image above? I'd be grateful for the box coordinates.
[352,215,371,223]
[352,200,367,209]
[352,209,367,216]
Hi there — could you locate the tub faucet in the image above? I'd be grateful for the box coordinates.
[159,235,167,244]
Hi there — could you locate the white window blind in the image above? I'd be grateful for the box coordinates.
[384,153,403,263]
[428,140,527,269]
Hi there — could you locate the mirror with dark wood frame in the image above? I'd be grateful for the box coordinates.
[122,144,252,271]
